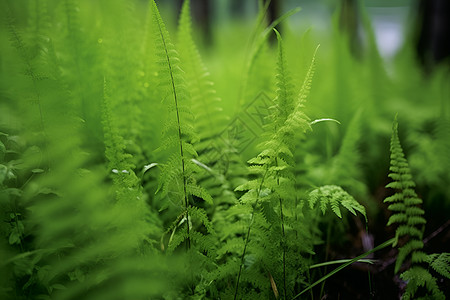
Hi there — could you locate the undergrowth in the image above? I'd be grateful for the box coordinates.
[0,0,448,299]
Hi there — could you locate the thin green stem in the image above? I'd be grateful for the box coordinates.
[279,195,287,300]
[275,157,287,300]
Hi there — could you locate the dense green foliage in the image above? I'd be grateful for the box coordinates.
[0,0,448,299]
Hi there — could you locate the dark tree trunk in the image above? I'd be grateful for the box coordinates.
[416,0,450,72]
[338,0,362,58]
[265,0,281,44]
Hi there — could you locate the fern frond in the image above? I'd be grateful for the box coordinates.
[400,266,445,300]
[395,240,424,272]
[149,3,215,295]
[176,0,237,216]
[385,116,426,256]
[232,32,318,300]
[151,0,211,252]
[177,0,224,141]
[5,3,46,134]
[426,253,450,279]
[308,185,367,220]
[384,116,446,298]
[102,80,134,176]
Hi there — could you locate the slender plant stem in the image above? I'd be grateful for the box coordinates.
[275,158,287,300]
[279,195,287,300]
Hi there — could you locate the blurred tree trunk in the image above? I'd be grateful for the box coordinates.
[416,0,450,72]
[264,0,280,44]
[337,0,362,58]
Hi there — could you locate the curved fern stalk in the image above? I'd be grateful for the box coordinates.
[151,0,192,250]
[150,0,213,255]
[176,0,234,206]
[385,116,445,299]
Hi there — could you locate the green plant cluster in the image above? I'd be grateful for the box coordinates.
[0,0,449,299]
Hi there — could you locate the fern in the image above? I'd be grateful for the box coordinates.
[426,253,450,279]
[239,5,301,112]
[177,0,224,153]
[5,2,47,136]
[26,0,51,61]
[151,0,212,227]
[385,116,445,299]
[24,138,169,299]
[150,0,215,295]
[102,79,138,195]
[99,0,146,172]
[400,266,444,300]
[60,0,104,160]
[232,30,317,300]
[385,116,426,269]
[308,185,366,221]
[176,0,236,212]
[1,1,448,298]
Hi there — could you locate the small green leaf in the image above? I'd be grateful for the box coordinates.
[9,231,20,245]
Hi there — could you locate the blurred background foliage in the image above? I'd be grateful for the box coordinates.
[0,0,449,299]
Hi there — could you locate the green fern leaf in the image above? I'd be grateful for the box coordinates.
[400,266,445,300]
[308,185,366,220]
[427,253,450,279]
[187,184,213,204]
